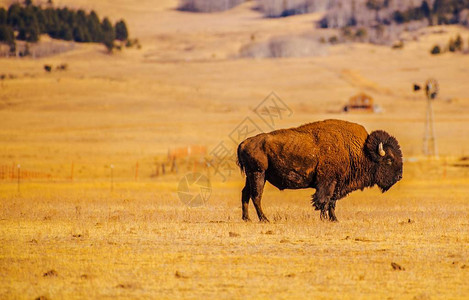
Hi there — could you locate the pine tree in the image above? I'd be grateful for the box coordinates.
[433,0,450,24]
[7,4,23,28]
[0,8,7,25]
[115,20,128,41]
[73,26,85,42]
[101,17,115,51]
[421,0,432,23]
[27,24,39,42]
[87,11,103,42]
[59,23,73,41]
[0,24,15,45]
[2,2,131,46]
[366,0,386,23]
[101,17,114,39]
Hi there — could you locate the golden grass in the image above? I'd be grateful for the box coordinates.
[0,171,468,299]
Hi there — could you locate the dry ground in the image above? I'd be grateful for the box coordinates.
[1,0,468,299]
[0,173,468,299]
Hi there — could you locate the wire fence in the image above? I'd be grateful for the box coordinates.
[0,160,214,182]
[0,146,219,184]
[0,164,52,180]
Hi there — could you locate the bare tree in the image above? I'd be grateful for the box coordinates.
[179,0,244,12]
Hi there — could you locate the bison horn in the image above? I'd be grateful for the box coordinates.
[378,142,385,157]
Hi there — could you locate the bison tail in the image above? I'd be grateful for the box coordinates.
[236,143,246,175]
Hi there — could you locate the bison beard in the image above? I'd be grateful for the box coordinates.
[237,119,403,222]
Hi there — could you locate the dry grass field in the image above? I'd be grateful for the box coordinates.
[1,0,469,299]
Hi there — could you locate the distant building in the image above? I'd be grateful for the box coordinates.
[343,92,381,113]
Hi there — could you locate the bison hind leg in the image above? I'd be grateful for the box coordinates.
[247,171,269,223]
[241,178,251,222]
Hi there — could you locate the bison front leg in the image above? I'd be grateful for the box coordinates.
[312,181,337,221]
[247,171,269,223]
[328,200,338,222]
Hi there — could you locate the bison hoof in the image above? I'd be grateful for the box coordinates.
[320,212,328,221]
[259,217,270,223]
[242,216,251,222]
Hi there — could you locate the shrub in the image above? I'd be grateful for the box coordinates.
[448,35,463,52]
[392,40,404,49]
[329,36,338,44]
[430,44,441,55]
[448,38,456,52]
[454,34,463,51]
[125,38,141,49]
[355,28,368,39]
[341,27,353,39]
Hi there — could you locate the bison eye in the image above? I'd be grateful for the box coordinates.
[386,159,392,165]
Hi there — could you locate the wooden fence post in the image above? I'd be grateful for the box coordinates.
[135,162,139,181]
[17,164,20,193]
[110,164,114,192]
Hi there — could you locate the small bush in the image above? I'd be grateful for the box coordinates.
[447,34,463,53]
[56,64,68,71]
[430,45,441,55]
[454,34,463,51]
[448,38,456,52]
[328,36,338,44]
[125,38,141,49]
[392,40,404,49]
[341,27,353,39]
[355,28,368,39]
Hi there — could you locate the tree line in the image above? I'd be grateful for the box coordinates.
[0,1,129,53]
[319,0,469,28]
[392,0,469,25]
[178,0,244,13]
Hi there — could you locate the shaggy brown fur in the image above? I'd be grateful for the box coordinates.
[237,119,403,222]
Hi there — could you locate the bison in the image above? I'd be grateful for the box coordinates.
[236,119,403,222]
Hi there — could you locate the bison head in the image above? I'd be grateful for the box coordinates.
[365,130,403,192]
